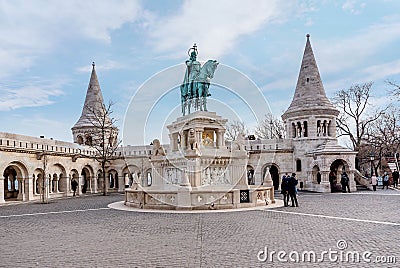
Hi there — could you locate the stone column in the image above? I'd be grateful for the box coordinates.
[182,132,187,149]
[118,175,125,192]
[55,179,59,193]
[300,122,304,138]
[78,176,83,195]
[93,176,98,193]
[49,176,53,193]
[28,176,34,200]
[67,175,72,196]
[17,178,24,201]
[330,118,336,137]
[320,171,329,183]
[0,177,5,203]
[196,129,203,148]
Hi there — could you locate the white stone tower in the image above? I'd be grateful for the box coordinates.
[282,34,339,141]
[72,62,117,145]
[282,34,356,193]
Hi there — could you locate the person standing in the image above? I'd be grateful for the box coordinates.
[288,173,298,207]
[71,179,78,197]
[281,173,290,207]
[383,172,389,190]
[371,173,377,191]
[340,171,350,193]
[392,169,399,188]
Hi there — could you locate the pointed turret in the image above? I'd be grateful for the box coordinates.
[72,63,113,145]
[283,34,336,117]
[282,35,338,140]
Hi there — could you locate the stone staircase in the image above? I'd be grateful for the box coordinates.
[353,170,373,191]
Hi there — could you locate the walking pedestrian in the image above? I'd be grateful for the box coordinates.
[71,179,78,196]
[371,174,377,191]
[281,173,290,207]
[392,169,399,188]
[288,173,298,207]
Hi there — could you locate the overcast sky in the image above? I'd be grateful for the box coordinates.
[1,0,399,145]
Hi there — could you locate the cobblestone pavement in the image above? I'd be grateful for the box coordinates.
[0,189,399,267]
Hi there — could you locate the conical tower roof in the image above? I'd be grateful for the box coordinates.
[72,62,109,129]
[282,34,337,119]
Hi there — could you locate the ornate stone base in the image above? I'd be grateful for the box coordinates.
[125,186,274,210]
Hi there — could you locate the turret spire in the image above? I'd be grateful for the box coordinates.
[283,34,335,117]
[72,62,111,144]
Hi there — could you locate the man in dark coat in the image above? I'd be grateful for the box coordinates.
[71,179,78,196]
[288,173,298,207]
[280,173,290,207]
[392,169,399,188]
[340,171,350,193]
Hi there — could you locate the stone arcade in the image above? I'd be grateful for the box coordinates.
[0,35,359,204]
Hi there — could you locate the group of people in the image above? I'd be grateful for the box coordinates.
[370,170,399,191]
[280,173,299,207]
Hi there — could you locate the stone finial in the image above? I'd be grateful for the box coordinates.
[263,167,273,187]
[306,33,310,39]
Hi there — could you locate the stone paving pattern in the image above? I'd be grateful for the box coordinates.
[0,189,399,267]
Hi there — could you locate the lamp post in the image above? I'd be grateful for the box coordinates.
[269,119,273,139]
[369,152,375,177]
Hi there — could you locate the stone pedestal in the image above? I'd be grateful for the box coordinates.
[125,110,274,210]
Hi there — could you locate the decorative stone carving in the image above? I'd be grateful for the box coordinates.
[152,139,166,156]
[187,128,198,150]
[232,132,245,151]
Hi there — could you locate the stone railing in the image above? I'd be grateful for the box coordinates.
[353,170,373,190]
[0,132,96,157]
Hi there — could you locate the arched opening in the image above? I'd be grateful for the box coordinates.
[77,135,84,145]
[81,167,91,194]
[329,159,349,192]
[292,122,296,138]
[312,165,321,184]
[3,162,28,201]
[146,168,152,186]
[85,135,92,146]
[3,167,18,200]
[108,169,118,190]
[303,121,308,137]
[263,164,280,190]
[247,165,255,185]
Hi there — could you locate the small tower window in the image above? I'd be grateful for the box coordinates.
[303,121,308,137]
[296,159,302,172]
[306,78,310,83]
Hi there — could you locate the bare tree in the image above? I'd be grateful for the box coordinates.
[225,120,247,141]
[364,108,400,173]
[85,100,120,196]
[255,114,285,139]
[387,80,400,95]
[333,82,385,152]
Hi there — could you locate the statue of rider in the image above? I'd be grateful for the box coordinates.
[185,44,201,99]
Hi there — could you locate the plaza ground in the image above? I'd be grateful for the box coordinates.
[0,189,399,267]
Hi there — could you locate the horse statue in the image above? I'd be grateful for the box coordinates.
[192,60,218,112]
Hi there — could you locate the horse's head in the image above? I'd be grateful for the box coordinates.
[201,60,218,79]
